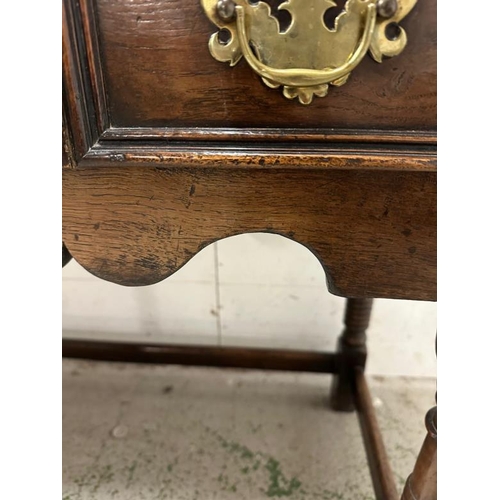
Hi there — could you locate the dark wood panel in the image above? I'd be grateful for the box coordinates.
[95,0,436,132]
[62,166,436,300]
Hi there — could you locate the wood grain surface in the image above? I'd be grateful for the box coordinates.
[94,0,436,132]
[63,166,436,300]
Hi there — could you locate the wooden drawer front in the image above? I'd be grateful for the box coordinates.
[63,0,436,165]
[98,0,436,129]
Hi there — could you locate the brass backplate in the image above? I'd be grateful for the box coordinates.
[201,0,417,104]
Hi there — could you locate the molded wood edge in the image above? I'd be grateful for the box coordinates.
[80,142,436,171]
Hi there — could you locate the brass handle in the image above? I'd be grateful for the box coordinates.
[201,0,417,105]
[234,3,377,88]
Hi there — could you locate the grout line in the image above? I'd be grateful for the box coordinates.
[215,281,328,289]
[213,242,222,346]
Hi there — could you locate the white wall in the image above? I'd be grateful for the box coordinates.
[63,233,436,377]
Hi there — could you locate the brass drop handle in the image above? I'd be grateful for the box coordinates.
[234,3,377,88]
[201,0,417,105]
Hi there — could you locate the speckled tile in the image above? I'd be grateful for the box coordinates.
[218,283,344,352]
[63,360,435,500]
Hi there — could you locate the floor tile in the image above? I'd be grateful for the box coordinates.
[218,283,345,351]
[63,279,218,344]
[217,233,329,287]
[366,299,437,378]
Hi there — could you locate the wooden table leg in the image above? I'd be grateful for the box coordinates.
[401,406,437,500]
[331,298,373,411]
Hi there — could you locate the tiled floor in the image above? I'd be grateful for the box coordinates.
[62,360,435,500]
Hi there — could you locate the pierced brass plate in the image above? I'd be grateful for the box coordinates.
[201,0,417,104]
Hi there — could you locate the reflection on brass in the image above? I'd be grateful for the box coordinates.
[201,0,417,104]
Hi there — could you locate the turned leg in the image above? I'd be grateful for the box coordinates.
[401,405,437,500]
[331,298,373,411]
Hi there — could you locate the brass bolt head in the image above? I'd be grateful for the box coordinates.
[377,0,398,18]
[216,0,236,22]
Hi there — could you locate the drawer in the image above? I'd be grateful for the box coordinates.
[63,0,436,168]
